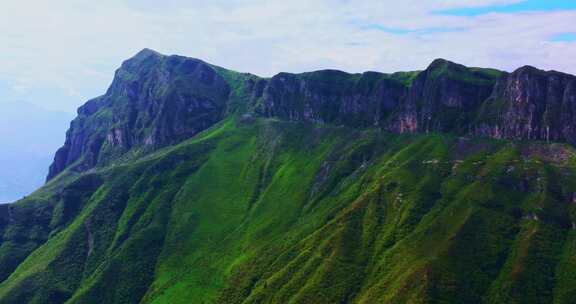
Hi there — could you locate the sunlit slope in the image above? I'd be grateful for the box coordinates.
[0,118,575,304]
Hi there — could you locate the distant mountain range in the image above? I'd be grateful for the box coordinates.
[0,50,575,303]
[0,102,72,202]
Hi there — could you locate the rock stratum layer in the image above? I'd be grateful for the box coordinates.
[1,50,575,304]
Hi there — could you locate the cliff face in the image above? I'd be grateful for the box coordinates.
[251,70,408,127]
[251,59,502,134]
[47,49,230,180]
[385,59,500,133]
[252,59,576,142]
[47,49,576,181]
[474,66,576,145]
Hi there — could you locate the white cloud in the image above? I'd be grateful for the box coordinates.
[9,77,34,94]
[0,0,574,112]
[65,88,83,99]
[11,85,29,94]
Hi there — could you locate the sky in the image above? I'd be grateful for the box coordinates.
[0,0,575,112]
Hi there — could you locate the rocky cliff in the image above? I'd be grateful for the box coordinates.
[251,59,501,133]
[250,59,576,141]
[47,49,231,180]
[474,66,576,145]
[47,49,576,181]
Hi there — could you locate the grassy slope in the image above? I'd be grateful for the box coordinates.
[0,118,575,304]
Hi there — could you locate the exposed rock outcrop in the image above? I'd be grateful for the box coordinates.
[474,66,576,144]
[251,70,407,127]
[251,58,576,144]
[252,59,503,134]
[47,49,230,180]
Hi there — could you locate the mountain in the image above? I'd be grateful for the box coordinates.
[0,49,575,304]
[47,51,576,181]
[0,102,72,202]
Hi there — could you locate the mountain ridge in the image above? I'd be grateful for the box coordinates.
[47,49,576,181]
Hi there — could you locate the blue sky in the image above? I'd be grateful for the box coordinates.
[551,33,576,42]
[440,0,576,15]
[0,0,575,112]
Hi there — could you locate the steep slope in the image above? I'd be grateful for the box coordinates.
[48,49,232,180]
[2,49,576,303]
[250,59,501,133]
[249,58,576,144]
[1,119,576,304]
[475,66,576,144]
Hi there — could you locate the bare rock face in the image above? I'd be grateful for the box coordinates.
[252,70,407,127]
[251,58,576,145]
[387,59,499,134]
[474,66,576,144]
[252,59,503,134]
[47,49,230,180]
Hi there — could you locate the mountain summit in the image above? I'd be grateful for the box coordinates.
[0,50,575,303]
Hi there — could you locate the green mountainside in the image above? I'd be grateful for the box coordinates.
[1,50,576,303]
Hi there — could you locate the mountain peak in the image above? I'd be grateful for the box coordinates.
[116,48,165,73]
[513,65,541,74]
[47,49,231,181]
[427,58,461,70]
[133,48,163,59]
